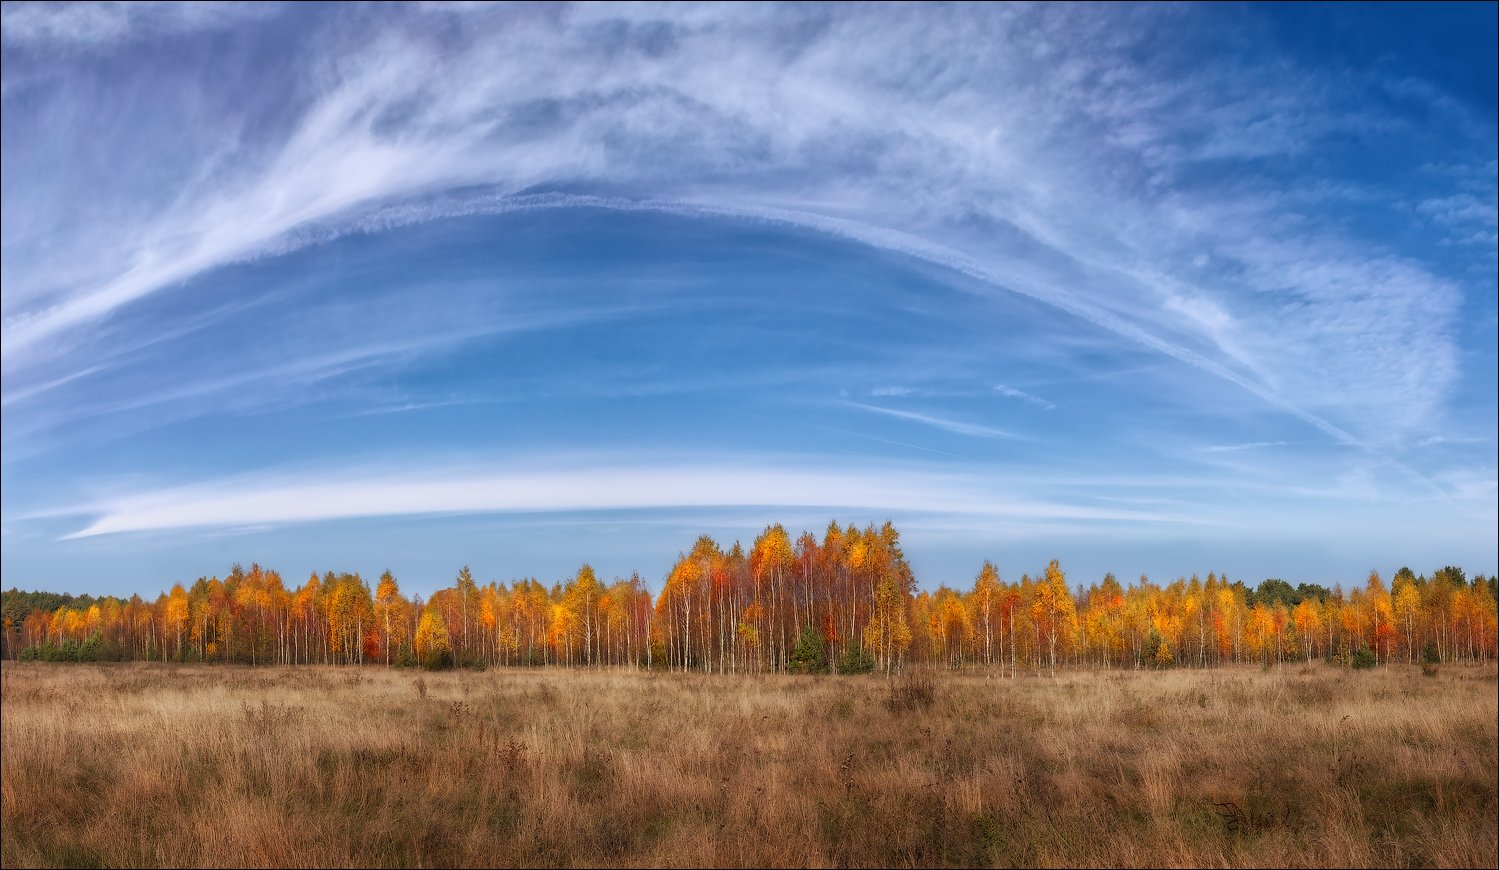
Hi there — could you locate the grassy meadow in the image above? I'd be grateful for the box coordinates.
[2,661,1495,868]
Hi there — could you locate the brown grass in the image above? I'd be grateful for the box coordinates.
[2,662,1495,868]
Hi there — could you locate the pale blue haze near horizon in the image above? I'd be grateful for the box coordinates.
[1,1,1495,599]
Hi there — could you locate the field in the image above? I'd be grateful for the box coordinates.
[2,662,1495,868]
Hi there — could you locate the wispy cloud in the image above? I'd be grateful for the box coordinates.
[1,287,637,455]
[0,1,272,49]
[3,5,1495,589]
[1418,193,1499,245]
[2,2,1481,456]
[994,384,1055,411]
[1416,434,1491,448]
[45,456,1184,539]
[843,402,1014,440]
[341,399,482,418]
[1202,441,1288,453]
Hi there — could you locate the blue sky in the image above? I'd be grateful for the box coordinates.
[2,2,1495,598]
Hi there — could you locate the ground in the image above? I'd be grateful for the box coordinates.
[2,661,1495,868]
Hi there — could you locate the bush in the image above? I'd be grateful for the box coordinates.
[788,627,827,674]
[421,647,453,671]
[838,642,874,675]
[1351,647,1377,669]
[1144,629,1174,668]
[1422,641,1440,664]
[56,639,80,662]
[79,631,104,662]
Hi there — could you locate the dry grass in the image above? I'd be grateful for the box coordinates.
[2,661,1495,868]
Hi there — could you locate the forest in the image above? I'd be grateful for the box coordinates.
[5,521,1495,673]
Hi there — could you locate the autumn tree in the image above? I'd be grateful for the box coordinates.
[971,561,1000,673]
[414,605,452,670]
[374,571,408,666]
[1031,560,1077,675]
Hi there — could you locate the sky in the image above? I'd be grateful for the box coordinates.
[1,1,1495,599]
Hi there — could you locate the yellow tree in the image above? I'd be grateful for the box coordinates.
[164,584,190,661]
[658,554,701,672]
[188,577,215,662]
[326,574,373,665]
[1214,585,1242,664]
[596,588,620,666]
[1182,575,1205,668]
[549,600,579,666]
[374,571,407,666]
[1392,572,1422,663]
[1367,571,1395,664]
[1292,598,1323,662]
[971,561,1001,672]
[569,564,601,667]
[1032,560,1077,675]
[862,573,912,675]
[414,605,451,668]
[750,524,794,673]
[1341,588,1371,663]
[1084,573,1125,669]
[1246,602,1274,665]
[936,589,972,669]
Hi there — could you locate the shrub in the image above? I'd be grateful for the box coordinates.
[1144,629,1174,668]
[421,647,453,671]
[79,631,104,662]
[1422,641,1440,664]
[788,627,827,674]
[1351,647,1377,669]
[838,642,874,675]
[56,639,80,663]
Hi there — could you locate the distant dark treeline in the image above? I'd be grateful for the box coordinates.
[5,521,1495,672]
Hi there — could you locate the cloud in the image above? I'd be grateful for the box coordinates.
[0,295,627,457]
[1202,441,1288,453]
[1417,190,1499,246]
[48,456,1186,539]
[2,2,1481,463]
[1430,468,1498,502]
[994,384,1056,411]
[1416,435,1490,448]
[0,2,272,48]
[842,402,1014,440]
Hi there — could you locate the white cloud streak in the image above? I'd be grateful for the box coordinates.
[1416,435,1491,448]
[843,402,1014,440]
[994,384,1056,411]
[49,458,1184,539]
[1202,441,1288,453]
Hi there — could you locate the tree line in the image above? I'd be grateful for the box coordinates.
[4,520,1495,672]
